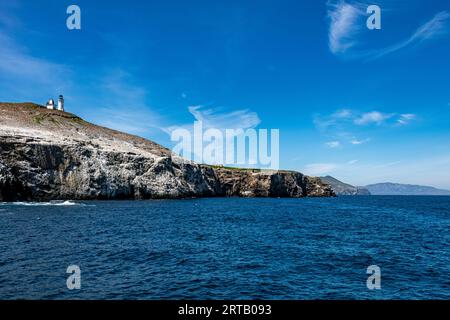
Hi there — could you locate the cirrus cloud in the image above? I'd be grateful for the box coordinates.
[164,105,261,135]
[397,114,416,125]
[327,1,450,60]
[354,111,395,125]
[326,141,341,148]
[303,163,338,175]
[314,108,416,147]
[327,1,365,54]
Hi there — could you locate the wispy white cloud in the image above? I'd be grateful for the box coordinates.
[327,0,450,60]
[372,160,402,169]
[164,105,262,166]
[0,1,74,101]
[0,5,167,140]
[396,113,416,125]
[326,141,341,148]
[333,109,353,118]
[88,70,163,135]
[350,138,370,145]
[354,111,394,125]
[0,31,70,96]
[0,1,22,29]
[313,108,353,134]
[314,109,416,147]
[189,105,260,130]
[347,159,358,164]
[327,1,365,54]
[165,105,261,134]
[406,11,450,41]
[314,108,365,147]
[303,163,338,176]
[370,11,450,59]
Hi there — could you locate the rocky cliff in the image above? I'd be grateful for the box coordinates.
[206,167,333,198]
[320,176,371,196]
[0,103,334,201]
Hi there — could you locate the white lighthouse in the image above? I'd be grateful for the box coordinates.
[45,95,65,111]
[57,95,64,111]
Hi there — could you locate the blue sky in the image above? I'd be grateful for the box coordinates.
[1,0,450,188]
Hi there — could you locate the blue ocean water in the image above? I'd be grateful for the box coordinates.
[0,196,448,300]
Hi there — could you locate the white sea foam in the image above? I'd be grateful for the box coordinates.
[0,200,92,207]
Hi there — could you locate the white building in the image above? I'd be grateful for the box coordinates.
[46,99,55,110]
[57,95,64,111]
[46,95,64,111]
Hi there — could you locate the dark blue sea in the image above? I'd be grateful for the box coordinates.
[0,196,449,300]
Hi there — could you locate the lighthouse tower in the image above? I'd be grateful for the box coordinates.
[57,95,64,111]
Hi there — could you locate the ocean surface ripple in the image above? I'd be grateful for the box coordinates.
[0,196,449,299]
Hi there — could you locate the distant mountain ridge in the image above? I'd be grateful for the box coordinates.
[320,176,371,196]
[365,183,450,196]
[320,177,450,196]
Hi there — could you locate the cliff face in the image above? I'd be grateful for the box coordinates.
[210,167,333,197]
[0,103,334,201]
[320,176,371,196]
[0,136,220,201]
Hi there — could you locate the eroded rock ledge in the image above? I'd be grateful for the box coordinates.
[0,103,334,201]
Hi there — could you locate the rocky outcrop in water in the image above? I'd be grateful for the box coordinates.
[0,103,334,201]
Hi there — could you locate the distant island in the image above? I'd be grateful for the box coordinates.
[0,103,334,201]
[364,183,450,196]
[321,176,450,196]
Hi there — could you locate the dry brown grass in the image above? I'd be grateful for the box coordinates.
[0,102,171,157]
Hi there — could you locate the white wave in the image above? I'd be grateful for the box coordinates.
[0,200,91,207]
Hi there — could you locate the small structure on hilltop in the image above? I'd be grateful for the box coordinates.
[57,95,64,111]
[46,99,55,110]
[46,95,65,111]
